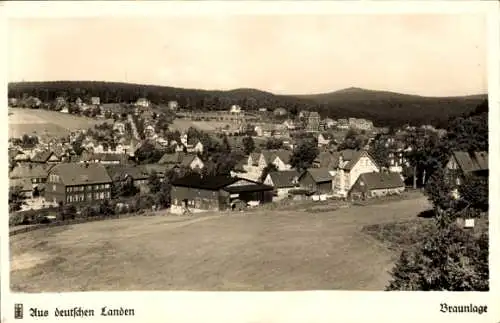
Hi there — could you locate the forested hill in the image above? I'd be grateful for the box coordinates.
[8,81,487,128]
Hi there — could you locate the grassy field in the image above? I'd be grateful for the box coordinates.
[8,108,111,138]
[10,195,431,292]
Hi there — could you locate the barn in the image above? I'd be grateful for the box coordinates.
[170,174,273,214]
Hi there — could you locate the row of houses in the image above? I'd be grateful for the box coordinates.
[9,146,487,212]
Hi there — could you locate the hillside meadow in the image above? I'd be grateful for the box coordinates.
[10,195,431,292]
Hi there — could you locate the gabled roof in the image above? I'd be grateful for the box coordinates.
[355,172,404,190]
[451,151,488,173]
[49,163,112,186]
[249,152,260,163]
[318,149,378,171]
[10,164,51,179]
[172,174,238,190]
[158,152,199,166]
[31,151,58,163]
[268,170,300,188]
[260,149,292,165]
[300,168,333,183]
[273,150,292,164]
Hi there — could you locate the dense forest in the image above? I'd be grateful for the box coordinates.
[8,81,487,128]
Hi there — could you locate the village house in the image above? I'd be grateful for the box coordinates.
[91,97,101,106]
[313,149,380,197]
[141,164,168,182]
[168,100,179,111]
[298,110,309,119]
[387,148,409,173]
[45,162,113,205]
[100,103,127,118]
[332,150,380,197]
[323,118,337,129]
[55,96,67,109]
[257,149,293,171]
[349,171,405,200]
[158,152,204,171]
[298,168,334,197]
[229,105,243,114]
[337,118,349,129]
[113,121,126,135]
[283,119,297,130]
[317,132,334,147]
[445,151,488,198]
[348,118,374,131]
[105,165,150,191]
[170,174,273,214]
[174,133,204,154]
[244,152,261,170]
[305,111,321,132]
[9,163,51,186]
[263,170,300,199]
[254,124,275,137]
[273,108,288,118]
[136,98,150,108]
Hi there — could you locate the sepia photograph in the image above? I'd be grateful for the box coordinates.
[6,6,491,296]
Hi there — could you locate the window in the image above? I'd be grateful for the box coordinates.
[53,184,56,191]
[105,184,110,189]
[105,192,110,199]
[100,192,105,200]
[66,196,70,203]
[87,193,92,200]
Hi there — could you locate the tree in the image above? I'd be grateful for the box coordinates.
[148,171,162,194]
[290,139,319,171]
[221,135,231,154]
[386,222,488,291]
[242,136,255,155]
[9,186,26,212]
[265,138,284,150]
[259,163,278,182]
[424,167,456,213]
[368,138,391,169]
[458,175,489,212]
[135,141,163,164]
[337,129,367,151]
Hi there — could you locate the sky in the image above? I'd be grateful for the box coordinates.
[7,14,488,96]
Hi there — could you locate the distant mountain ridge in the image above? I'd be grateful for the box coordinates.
[294,87,487,103]
[8,81,487,128]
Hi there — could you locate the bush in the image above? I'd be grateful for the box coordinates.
[386,223,488,291]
